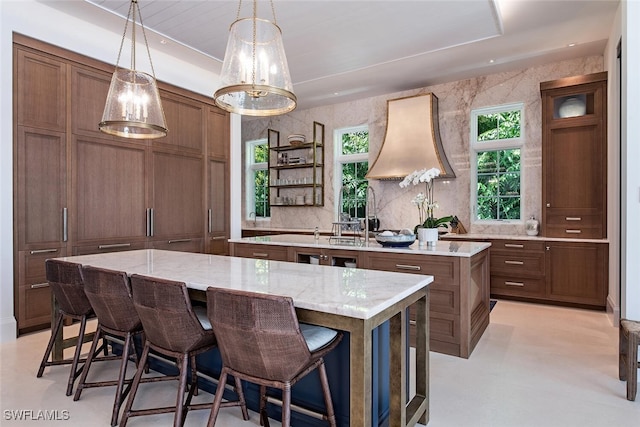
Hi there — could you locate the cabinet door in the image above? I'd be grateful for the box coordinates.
[208,158,229,255]
[545,242,607,307]
[541,74,606,239]
[15,48,66,131]
[73,136,148,245]
[71,65,112,137]
[150,150,204,241]
[16,128,67,250]
[155,93,204,153]
[207,107,229,159]
[16,248,67,333]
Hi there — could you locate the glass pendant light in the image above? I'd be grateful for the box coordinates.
[213,0,296,116]
[100,0,167,139]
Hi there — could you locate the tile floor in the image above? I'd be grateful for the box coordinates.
[1,300,639,426]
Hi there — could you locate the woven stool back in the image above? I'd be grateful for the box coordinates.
[45,259,92,317]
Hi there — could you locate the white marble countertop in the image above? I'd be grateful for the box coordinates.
[59,249,432,320]
[229,234,491,257]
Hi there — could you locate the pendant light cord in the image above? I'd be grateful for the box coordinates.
[113,0,158,80]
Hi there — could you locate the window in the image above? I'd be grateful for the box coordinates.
[470,103,523,221]
[334,126,369,219]
[246,139,270,219]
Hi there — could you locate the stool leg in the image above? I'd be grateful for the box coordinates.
[259,385,269,427]
[66,315,88,396]
[73,326,103,401]
[627,332,638,401]
[120,341,151,427]
[206,369,228,427]
[281,383,291,427]
[37,312,64,377]
[317,361,337,427]
[173,353,189,427]
[110,331,133,426]
[234,375,249,421]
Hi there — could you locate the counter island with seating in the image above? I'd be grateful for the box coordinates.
[52,249,433,427]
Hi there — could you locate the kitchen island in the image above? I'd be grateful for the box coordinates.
[56,249,432,427]
[229,234,491,359]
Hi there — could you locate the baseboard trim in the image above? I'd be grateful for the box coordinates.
[0,316,17,343]
[606,294,620,327]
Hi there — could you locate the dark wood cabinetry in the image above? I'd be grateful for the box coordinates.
[545,241,607,307]
[13,35,229,334]
[541,72,607,239]
[485,238,607,309]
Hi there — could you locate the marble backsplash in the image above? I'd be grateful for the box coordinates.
[242,55,603,235]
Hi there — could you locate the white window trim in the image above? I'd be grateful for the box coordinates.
[470,103,524,224]
[245,138,269,220]
[333,125,369,220]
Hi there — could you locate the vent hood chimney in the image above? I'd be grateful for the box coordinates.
[366,93,455,180]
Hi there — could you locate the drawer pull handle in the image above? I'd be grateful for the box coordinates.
[395,264,421,271]
[565,217,582,221]
[565,229,582,234]
[409,320,417,326]
[505,281,525,287]
[211,236,226,241]
[504,260,524,265]
[30,282,50,289]
[98,243,131,249]
[168,239,191,244]
[504,244,524,248]
[29,248,59,255]
[252,252,269,258]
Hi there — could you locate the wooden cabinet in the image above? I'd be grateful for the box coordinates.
[484,237,607,309]
[149,150,204,242]
[13,35,230,334]
[72,135,148,246]
[545,241,607,308]
[230,243,290,262]
[15,48,66,131]
[71,65,112,137]
[489,239,546,299]
[363,250,489,359]
[15,128,68,250]
[206,107,230,255]
[155,93,204,153]
[541,72,607,239]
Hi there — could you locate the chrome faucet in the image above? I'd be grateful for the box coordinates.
[248,211,256,227]
[364,185,377,245]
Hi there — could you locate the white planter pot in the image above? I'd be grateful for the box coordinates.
[418,228,439,246]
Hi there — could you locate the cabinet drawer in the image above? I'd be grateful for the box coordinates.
[490,253,545,276]
[546,213,601,227]
[490,275,545,297]
[231,244,289,261]
[152,238,203,253]
[491,240,544,252]
[365,253,457,286]
[18,282,52,330]
[20,248,64,280]
[73,241,147,256]
[545,225,603,239]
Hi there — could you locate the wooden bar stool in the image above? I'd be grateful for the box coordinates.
[205,287,343,427]
[121,274,246,427]
[619,319,640,401]
[74,266,146,426]
[37,260,102,396]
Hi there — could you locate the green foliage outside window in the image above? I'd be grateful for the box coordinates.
[252,142,269,218]
[340,130,369,218]
[254,169,270,217]
[476,108,522,220]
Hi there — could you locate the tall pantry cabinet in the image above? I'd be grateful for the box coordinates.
[13,35,230,334]
[540,72,608,308]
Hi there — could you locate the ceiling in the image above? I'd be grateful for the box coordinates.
[44,0,619,111]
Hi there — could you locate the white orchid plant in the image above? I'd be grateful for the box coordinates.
[399,167,453,231]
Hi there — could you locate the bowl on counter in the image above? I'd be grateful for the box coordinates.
[374,231,416,248]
